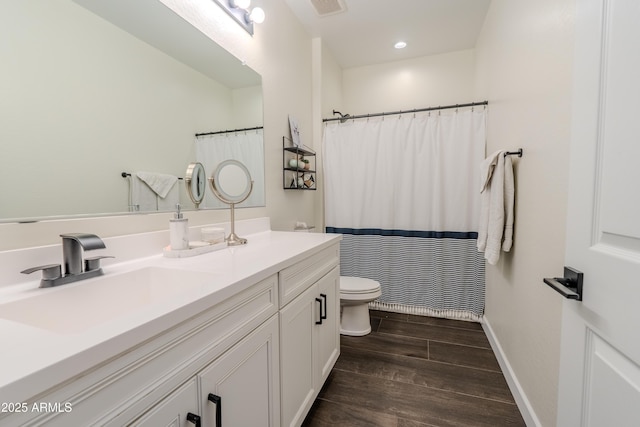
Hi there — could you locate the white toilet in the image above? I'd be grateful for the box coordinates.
[339,276,382,336]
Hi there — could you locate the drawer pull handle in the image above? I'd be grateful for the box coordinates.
[320,293,327,320]
[315,297,323,325]
[208,393,222,426]
[186,412,201,427]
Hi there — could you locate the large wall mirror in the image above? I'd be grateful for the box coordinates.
[0,0,264,223]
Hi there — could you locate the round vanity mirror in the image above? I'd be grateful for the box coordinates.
[211,159,253,203]
[185,162,206,208]
[209,160,254,245]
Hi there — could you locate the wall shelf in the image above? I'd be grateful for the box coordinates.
[283,137,316,190]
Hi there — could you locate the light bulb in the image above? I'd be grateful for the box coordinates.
[394,41,407,49]
[249,7,265,24]
[230,0,250,9]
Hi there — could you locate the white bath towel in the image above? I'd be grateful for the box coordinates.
[477,151,515,264]
[130,172,178,212]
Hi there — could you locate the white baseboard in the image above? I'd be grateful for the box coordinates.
[482,316,541,427]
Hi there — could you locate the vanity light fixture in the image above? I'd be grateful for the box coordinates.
[212,0,265,35]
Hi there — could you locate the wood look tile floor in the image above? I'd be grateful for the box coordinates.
[302,310,526,427]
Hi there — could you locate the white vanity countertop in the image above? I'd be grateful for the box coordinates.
[0,229,341,404]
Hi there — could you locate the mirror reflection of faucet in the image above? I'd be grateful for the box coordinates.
[20,233,113,288]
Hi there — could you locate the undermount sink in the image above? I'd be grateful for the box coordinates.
[0,267,212,334]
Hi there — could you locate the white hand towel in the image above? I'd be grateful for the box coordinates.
[502,155,515,252]
[136,172,178,198]
[477,151,501,253]
[131,172,179,212]
[157,182,179,211]
[130,175,158,212]
[477,150,515,265]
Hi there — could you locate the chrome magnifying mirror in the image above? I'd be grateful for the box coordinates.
[209,159,254,245]
[185,162,206,208]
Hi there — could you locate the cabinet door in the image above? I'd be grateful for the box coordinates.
[130,378,200,427]
[280,283,320,427]
[199,315,280,427]
[315,266,340,384]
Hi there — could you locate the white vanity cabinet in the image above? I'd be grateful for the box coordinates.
[2,274,279,427]
[279,245,341,427]
[0,230,341,427]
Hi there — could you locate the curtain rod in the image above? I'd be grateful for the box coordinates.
[322,101,488,123]
[195,126,263,137]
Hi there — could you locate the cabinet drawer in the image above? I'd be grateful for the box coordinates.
[129,377,199,427]
[4,275,278,427]
[279,244,339,307]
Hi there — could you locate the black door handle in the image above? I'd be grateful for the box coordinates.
[543,266,584,301]
[315,297,323,324]
[208,393,222,426]
[187,412,201,427]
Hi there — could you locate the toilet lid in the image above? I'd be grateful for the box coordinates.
[340,276,381,294]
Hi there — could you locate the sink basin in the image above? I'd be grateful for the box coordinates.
[0,267,212,334]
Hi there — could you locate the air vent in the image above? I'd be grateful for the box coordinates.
[309,0,347,17]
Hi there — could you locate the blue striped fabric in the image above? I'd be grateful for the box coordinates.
[328,228,485,319]
[326,227,478,240]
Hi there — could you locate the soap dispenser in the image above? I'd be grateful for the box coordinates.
[170,204,189,250]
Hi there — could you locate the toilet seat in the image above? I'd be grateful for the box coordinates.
[340,276,381,295]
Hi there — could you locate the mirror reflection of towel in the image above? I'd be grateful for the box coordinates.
[131,172,178,212]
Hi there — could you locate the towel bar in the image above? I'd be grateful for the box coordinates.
[121,172,183,180]
[504,149,523,157]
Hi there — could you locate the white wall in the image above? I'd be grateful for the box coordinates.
[474,1,575,425]
[314,39,343,230]
[0,0,316,250]
[342,49,477,115]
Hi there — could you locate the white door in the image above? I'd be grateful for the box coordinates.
[557,0,640,425]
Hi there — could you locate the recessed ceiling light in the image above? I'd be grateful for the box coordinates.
[394,41,407,49]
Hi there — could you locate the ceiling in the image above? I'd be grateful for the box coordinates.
[282,0,492,69]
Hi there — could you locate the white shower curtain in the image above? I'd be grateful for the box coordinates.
[323,109,486,321]
[195,129,265,209]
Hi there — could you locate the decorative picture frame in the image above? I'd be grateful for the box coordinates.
[288,115,301,147]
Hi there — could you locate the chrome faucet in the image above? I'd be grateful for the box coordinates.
[21,233,113,288]
[61,233,105,275]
